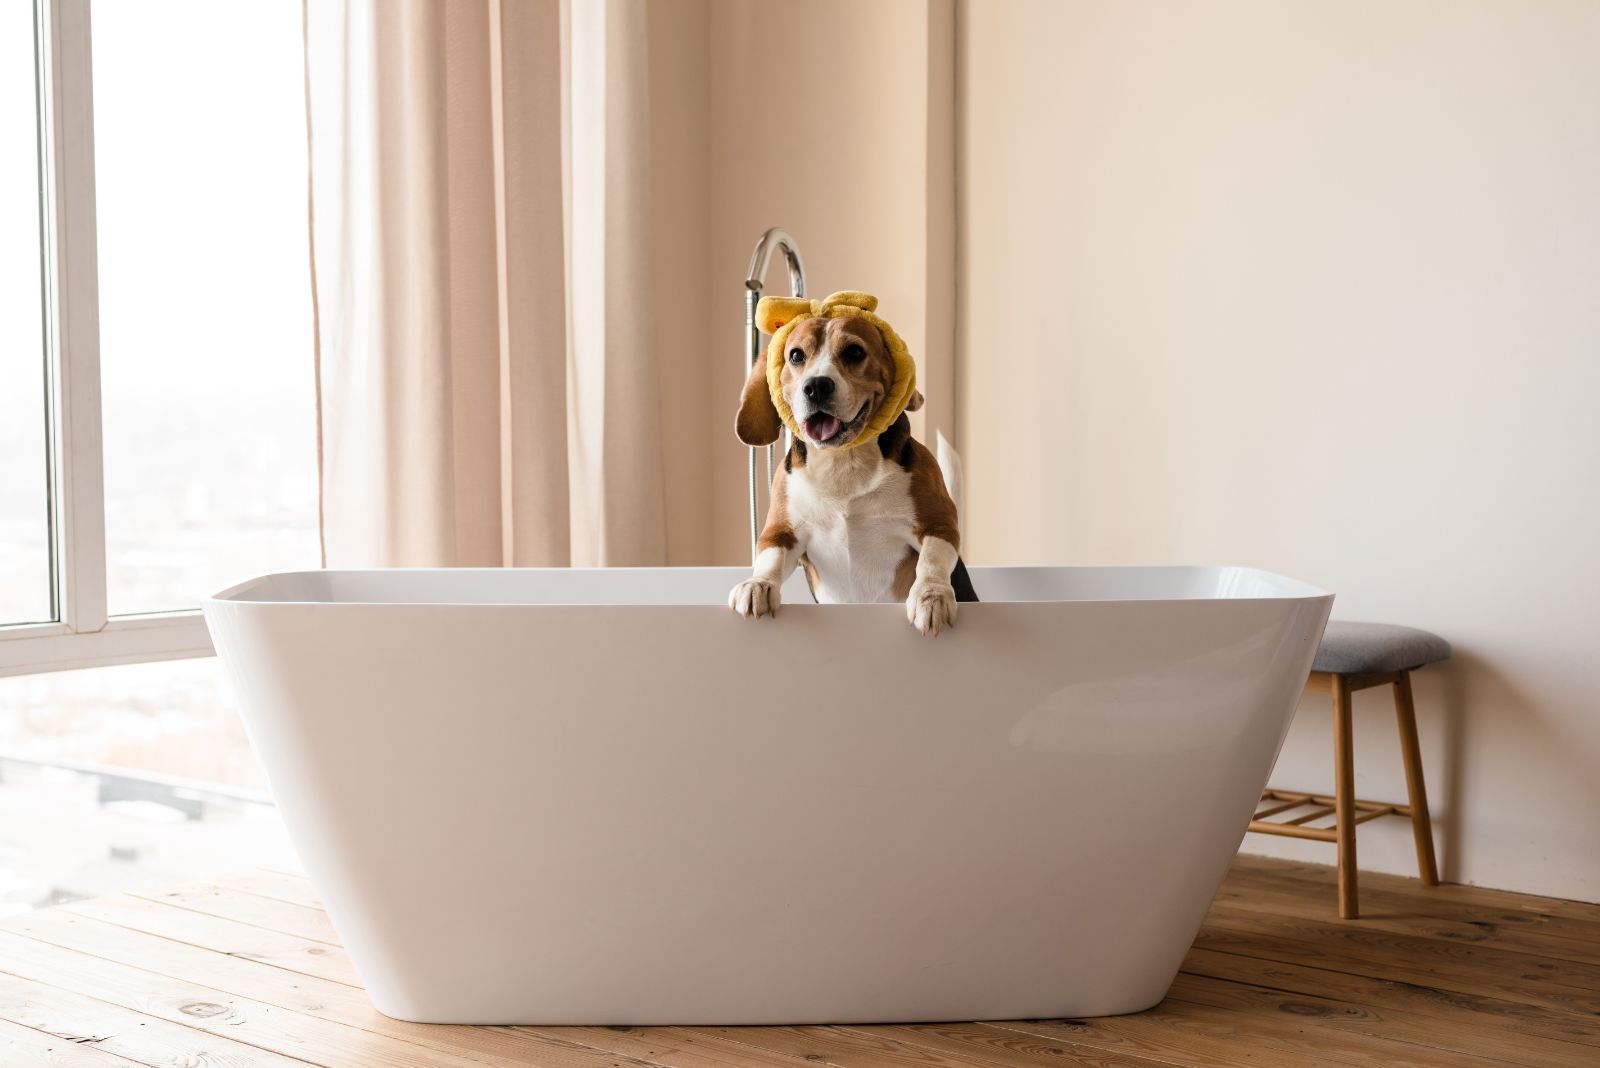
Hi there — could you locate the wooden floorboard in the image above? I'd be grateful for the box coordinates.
[130,883,342,946]
[0,857,1595,1068]
[0,1013,145,1068]
[1210,867,1600,967]
[0,968,310,1068]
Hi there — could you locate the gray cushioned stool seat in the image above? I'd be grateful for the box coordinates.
[1314,621,1451,675]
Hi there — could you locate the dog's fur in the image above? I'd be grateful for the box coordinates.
[730,314,974,634]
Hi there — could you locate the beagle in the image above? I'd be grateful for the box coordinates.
[729,291,976,635]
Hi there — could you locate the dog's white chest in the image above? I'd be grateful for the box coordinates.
[789,463,916,604]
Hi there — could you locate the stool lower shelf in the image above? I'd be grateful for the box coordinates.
[1249,788,1414,842]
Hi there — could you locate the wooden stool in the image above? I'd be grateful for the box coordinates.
[1249,621,1451,919]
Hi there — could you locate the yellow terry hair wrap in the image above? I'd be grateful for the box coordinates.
[754,290,917,450]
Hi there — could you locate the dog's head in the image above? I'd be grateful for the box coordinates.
[736,291,922,450]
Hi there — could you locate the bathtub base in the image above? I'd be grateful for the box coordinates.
[368,993,1174,1029]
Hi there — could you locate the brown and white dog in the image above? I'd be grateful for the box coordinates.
[729,311,976,634]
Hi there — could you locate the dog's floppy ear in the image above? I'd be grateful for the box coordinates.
[905,389,925,412]
[735,355,782,446]
[756,296,811,335]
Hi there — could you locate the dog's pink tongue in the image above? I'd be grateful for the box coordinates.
[806,413,843,441]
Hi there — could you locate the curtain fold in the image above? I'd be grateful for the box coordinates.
[566,0,667,566]
[304,0,664,569]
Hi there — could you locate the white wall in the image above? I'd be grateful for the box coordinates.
[957,0,1600,901]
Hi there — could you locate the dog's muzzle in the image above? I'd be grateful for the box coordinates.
[802,399,871,446]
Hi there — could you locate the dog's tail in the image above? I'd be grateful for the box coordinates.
[934,431,965,521]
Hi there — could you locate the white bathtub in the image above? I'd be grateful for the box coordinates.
[203,565,1330,1025]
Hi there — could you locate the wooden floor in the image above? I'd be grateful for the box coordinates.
[1,856,1596,1068]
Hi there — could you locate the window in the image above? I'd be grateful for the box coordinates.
[1,0,317,674]
[93,0,318,616]
[0,657,266,791]
[0,1,52,628]
[1,0,312,909]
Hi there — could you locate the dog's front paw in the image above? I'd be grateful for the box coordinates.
[729,578,781,620]
[906,579,957,636]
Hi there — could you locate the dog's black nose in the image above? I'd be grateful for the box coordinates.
[802,377,835,402]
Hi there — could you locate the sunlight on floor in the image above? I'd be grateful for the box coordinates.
[0,757,297,916]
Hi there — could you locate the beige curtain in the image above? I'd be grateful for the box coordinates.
[304,0,666,568]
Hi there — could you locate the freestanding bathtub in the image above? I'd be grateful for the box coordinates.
[203,564,1330,1025]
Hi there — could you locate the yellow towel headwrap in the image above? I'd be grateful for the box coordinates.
[753,291,917,450]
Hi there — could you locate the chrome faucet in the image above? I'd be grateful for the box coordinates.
[743,229,807,562]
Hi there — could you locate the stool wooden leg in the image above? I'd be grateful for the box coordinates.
[1332,673,1359,918]
[1393,672,1440,886]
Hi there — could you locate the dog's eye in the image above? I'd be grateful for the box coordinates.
[841,344,866,365]
[787,348,805,365]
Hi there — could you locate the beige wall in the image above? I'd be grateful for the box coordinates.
[646,1,713,565]
[639,0,955,565]
[957,1,1600,901]
[706,0,955,564]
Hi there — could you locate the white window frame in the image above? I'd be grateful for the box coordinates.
[0,0,213,677]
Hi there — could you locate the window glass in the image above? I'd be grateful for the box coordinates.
[0,656,266,791]
[0,2,53,626]
[92,0,318,615]
[0,656,295,914]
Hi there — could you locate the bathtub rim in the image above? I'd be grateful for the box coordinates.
[207,564,1330,608]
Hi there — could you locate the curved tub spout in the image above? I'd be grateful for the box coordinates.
[744,228,807,562]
